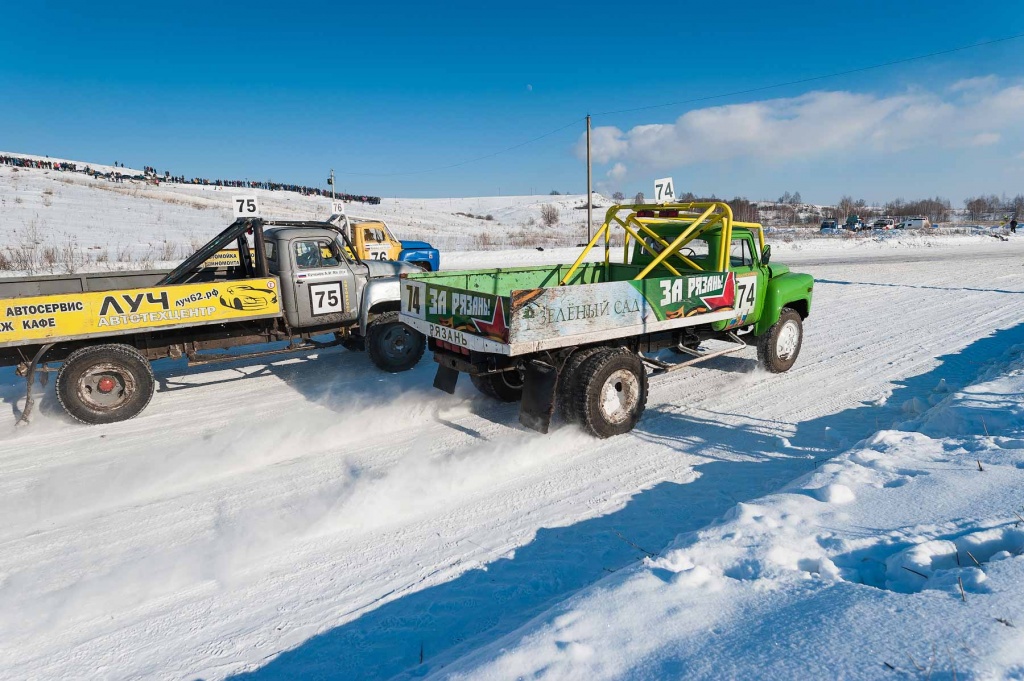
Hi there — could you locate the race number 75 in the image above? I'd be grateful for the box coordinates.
[233,195,261,218]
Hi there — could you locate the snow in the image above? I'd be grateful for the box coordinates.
[439,357,1024,680]
[2,161,1024,679]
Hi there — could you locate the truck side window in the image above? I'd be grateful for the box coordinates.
[319,240,341,267]
[294,240,323,269]
[729,239,751,268]
[265,241,276,262]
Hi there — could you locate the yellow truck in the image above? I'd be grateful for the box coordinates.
[208,216,440,271]
[1,216,426,424]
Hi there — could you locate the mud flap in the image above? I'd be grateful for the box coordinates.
[433,365,459,394]
[519,359,557,434]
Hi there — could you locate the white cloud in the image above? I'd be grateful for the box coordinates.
[580,79,1024,172]
[968,132,1001,147]
[606,162,627,181]
[948,75,999,92]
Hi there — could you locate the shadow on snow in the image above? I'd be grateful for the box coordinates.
[221,322,1024,680]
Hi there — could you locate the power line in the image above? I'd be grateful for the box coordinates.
[334,117,585,177]
[595,32,1024,116]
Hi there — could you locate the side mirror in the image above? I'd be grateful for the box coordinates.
[761,245,772,265]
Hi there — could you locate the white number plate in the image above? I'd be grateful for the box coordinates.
[233,195,262,218]
[401,281,426,319]
[653,177,675,203]
[309,282,343,315]
[735,274,758,314]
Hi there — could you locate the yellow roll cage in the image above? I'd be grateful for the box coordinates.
[559,201,765,285]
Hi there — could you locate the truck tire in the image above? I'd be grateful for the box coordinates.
[367,311,425,373]
[757,307,803,373]
[56,344,155,424]
[470,370,523,402]
[574,348,648,438]
[556,346,604,423]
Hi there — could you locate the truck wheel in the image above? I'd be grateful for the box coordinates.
[757,308,803,373]
[56,344,155,424]
[574,348,648,438]
[556,346,604,423]
[470,370,523,402]
[367,311,425,372]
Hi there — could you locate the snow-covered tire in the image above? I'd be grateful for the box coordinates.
[757,308,803,373]
[556,346,604,423]
[574,348,648,438]
[470,370,523,402]
[366,311,425,373]
[56,344,155,424]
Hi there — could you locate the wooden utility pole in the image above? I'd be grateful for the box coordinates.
[586,114,593,241]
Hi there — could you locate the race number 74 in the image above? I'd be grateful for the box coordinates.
[405,284,422,315]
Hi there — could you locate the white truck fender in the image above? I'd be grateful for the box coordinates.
[359,278,402,336]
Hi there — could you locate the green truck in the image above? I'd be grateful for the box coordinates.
[399,201,814,438]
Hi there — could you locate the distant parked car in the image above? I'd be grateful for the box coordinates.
[844,215,865,231]
[873,218,896,230]
[820,219,838,233]
[896,217,931,229]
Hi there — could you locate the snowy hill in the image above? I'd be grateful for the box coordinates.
[0,161,605,271]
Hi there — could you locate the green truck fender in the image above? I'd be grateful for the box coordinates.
[753,270,814,336]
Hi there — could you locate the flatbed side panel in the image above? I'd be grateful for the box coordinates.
[0,276,283,349]
[399,278,512,354]
[0,270,170,298]
[401,270,744,357]
[509,271,737,344]
[506,307,738,355]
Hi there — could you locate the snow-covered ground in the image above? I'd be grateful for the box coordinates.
[2,163,1024,680]
[439,350,1024,681]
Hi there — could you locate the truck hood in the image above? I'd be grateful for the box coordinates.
[363,260,420,278]
[767,263,790,278]
[399,240,433,250]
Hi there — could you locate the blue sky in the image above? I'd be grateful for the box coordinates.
[3,0,1022,203]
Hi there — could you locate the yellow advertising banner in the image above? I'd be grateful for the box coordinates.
[0,277,282,347]
[204,249,256,267]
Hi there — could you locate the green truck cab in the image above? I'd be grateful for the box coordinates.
[399,202,814,438]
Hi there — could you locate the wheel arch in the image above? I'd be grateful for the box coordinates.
[755,273,814,336]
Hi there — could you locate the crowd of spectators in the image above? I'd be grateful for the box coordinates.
[1,153,380,204]
[1,155,82,172]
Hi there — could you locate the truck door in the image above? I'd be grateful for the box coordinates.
[723,235,763,329]
[355,221,401,262]
[287,237,358,328]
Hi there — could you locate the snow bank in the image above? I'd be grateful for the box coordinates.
[437,355,1024,680]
